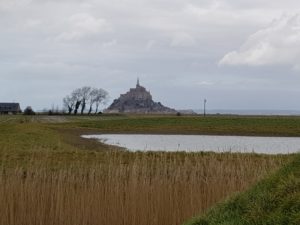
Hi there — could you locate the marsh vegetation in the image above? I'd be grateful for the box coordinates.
[0,115,298,225]
[0,152,289,225]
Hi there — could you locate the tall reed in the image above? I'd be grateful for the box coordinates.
[0,151,288,225]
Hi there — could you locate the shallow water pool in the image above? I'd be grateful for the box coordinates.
[82,134,300,154]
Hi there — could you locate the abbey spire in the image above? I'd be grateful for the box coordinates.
[105,79,177,114]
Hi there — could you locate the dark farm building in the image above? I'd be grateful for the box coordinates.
[0,103,21,114]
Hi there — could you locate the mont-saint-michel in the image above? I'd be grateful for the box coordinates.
[105,79,177,114]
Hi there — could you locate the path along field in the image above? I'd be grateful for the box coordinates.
[0,115,298,225]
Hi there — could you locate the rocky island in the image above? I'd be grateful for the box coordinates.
[104,79,177,114]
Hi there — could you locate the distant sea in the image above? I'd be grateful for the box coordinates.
[192,109,300,116]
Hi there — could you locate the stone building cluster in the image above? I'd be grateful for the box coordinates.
[105,79,177,114]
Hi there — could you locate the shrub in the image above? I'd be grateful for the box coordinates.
[23,106,36,115]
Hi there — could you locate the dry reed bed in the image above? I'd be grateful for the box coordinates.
[0,151,289,225]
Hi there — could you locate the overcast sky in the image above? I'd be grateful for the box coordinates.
[1,0,300,111]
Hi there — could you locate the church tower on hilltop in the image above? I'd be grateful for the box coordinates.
[104,79,177,114]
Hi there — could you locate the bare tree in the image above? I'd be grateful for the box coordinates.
[94,88,108,114]
[63,95,76,114]
[87,88,98,115]
[64,86,108,115]
[80,86,91,115]
[72,88,82,115]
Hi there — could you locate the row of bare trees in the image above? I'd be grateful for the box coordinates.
[63,87,108,115]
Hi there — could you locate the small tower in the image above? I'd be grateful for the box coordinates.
[136,77,140,87]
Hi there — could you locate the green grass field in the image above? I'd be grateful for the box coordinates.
[0,114,299,225]
[63,114,300,136]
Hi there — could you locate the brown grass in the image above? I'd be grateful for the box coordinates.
[0,151,289,225]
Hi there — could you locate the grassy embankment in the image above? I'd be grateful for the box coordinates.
[0,115,299,225]
[184,154,300,225]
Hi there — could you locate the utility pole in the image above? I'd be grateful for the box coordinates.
[204,99,207,117]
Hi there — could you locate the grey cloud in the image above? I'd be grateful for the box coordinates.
[0,0,300,110]
[0,0,32,11]
[219,13,300,68]
[55,13,111,41]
